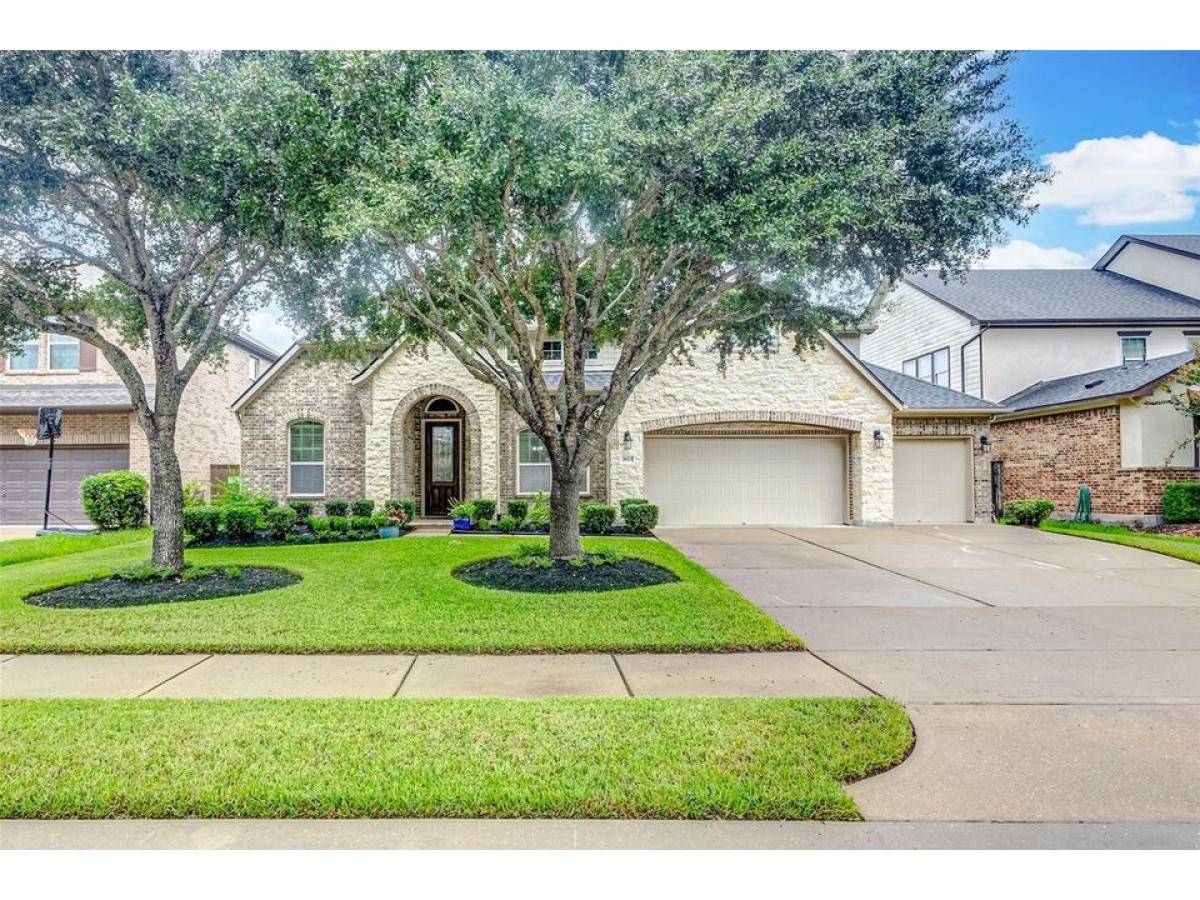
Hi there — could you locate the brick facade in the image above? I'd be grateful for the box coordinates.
[991,404,1200,520]
[0,411,129,448]
[895,415,993,520]
[496,397,608,503]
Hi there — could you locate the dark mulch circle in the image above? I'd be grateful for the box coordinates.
[454,556,679,593]
[25,567,301,609]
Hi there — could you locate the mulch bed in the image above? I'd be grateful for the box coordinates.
[454,556,679,593]
[25,567,301,609]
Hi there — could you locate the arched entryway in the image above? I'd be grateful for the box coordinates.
[390,385,482,516]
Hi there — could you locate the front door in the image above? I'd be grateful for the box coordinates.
[423,421,460,516]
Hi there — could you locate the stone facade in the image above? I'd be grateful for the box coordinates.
[238,337,999,524]
[991,404,1200,521]
[895,415,993,520]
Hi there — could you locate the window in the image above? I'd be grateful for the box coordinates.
[1121,336,1147,366]
[288,420,325,496]
[47,333,79,370]
[7,337,39,371]
[248,356,260,382]
[541,340,563,361]
[902,348,950,387]
[586,347,599,360]
[517,429,588,494]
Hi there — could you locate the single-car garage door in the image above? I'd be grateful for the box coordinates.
[893,438,971,523]
[0,446,129,526]
[644,435,847,526]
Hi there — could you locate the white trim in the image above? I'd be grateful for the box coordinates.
[47,332,80,371]
[287,419,326,498]
[231,342,304,412]
[516,428,590,495]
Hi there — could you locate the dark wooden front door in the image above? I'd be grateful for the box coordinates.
[424,420,460,516]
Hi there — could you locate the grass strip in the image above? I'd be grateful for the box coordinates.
[1041,520,1200,565]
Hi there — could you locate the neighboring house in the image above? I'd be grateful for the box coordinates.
[0,328,279,526]
[233,334,999,527]
[859,234,1200,521]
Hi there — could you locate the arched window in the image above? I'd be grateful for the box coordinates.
[425,397,460,414]
[289,420,325,496]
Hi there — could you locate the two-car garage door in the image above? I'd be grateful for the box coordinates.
[0,446,129,526]
[645,435,847,526]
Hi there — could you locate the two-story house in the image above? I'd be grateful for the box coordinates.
[0,328,279,527]
[859,234,1200,521]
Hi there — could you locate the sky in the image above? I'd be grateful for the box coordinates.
[244,51,1200,351]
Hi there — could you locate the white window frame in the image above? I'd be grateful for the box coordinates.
[288,420,326,497]
[6,336,39,371]
[48,332,80,371]
[516,429,590,495]
[902,347,950,387]
[541,340,563,361]
[248,355,260,382]
[1120,335,1147,366]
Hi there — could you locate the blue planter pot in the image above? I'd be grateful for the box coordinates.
[378,525,400,539]
[452,517,473,531]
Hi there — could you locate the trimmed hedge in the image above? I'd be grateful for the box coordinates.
[324,500,349,517]
[473,498,497,521]
[351,499,375,517]
[623,502,660,534]
[287,500,313,518]
[506,498,529,522]
[182,506,221,543]
[1162,482,1200,523]
[80,471,148,530]
[264,506,298,540]
[1003,499,1054,527]
[222,505,260,543]
[580,502,617,534]
[619,497,650,519]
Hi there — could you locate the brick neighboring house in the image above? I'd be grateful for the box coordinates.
[0,327,279,527]
[859,233,1200,522]
[233,333,1000,527]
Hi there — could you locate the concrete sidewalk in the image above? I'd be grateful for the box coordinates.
[0,651,869,699]
[4,818,1197,850]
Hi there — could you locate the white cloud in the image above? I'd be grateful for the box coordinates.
[241,306,299,354]
[979,239,1110,270]
[1037,132,1200,225]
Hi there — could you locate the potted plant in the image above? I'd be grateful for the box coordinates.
[450,500,474,531]
[378,511,401,539]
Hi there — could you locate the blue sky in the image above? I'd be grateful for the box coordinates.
[990,51,1200,268]
[245,51,1200,349]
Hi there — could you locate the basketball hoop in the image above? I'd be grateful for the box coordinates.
[16,428,38,447]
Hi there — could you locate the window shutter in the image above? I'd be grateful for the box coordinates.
[78,316,97,371]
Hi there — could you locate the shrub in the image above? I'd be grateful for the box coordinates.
[325,515,350,534]
[182,506,221,543]
[182,481,207,508]
[580,501,617,534]
[307,516,331,535]
[510,541,552,568]
[370,514,391,529]
[496,515,520,533]
[450,500,475,520]
[476,518,493,532]
[527,492,550,528]
[619,497,649,519]
[351,499,375,517]
[623,502,660,534]
[286,531,318,545]
[324,500,349,517]
[351,515,376,531]
[385,498,417,524]
[1162,482,1200,523]
[264,506,297,540]
[471,498,497,521]
[222,505,260,543]
[287,500,313,518]
[1003,499,1055,527]
[506,498,529,522]
[80,471,148,530]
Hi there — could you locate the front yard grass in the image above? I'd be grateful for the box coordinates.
[1041,520,1200,565]
[0,535,799,653]
[0,697,912,820]
[0,528,150,568]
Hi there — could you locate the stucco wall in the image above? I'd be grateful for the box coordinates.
[1105,241,1200,300]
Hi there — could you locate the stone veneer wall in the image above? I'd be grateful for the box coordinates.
[236,349,366,508]
[991,404,1199,519]
[611,342,896,524]
[894,415,993,521]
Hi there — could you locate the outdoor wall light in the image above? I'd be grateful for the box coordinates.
[980,435,992,452]
[622,430,633,451]
[873,429,885,449]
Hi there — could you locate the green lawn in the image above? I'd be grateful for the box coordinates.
[1041,520,1200,565]
[0,697,912,820]
[0,535,799,653]
[0,528,150,568]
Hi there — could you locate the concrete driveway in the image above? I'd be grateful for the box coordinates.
[660,524,1200,826]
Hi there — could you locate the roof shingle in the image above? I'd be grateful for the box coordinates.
[863,363,999,411]
[1000,352,1193,413]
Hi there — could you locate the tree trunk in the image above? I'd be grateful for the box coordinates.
[148,438,186,573]
[548,464,585,559]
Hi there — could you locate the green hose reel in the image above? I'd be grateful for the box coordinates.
[1073,485,1092,523]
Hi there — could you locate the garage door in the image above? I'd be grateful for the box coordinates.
[0,446,129,526]
[894,438,971,523]
[644,436,847,526]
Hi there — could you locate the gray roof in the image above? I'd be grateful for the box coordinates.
[0,381,154,412]
[541,369,613,391]
[228,332,282,362]
[1001,352,1193,413]
[904,269,1200,324]
[863,363,999,411]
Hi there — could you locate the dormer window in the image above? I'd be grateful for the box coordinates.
[48,333,79,370]
[542,340,563,361]
[1120,335,1147,366]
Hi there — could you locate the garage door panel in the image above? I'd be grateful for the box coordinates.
[0,447,129,526]
[894,438,971,523]
[645,436,846,526]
